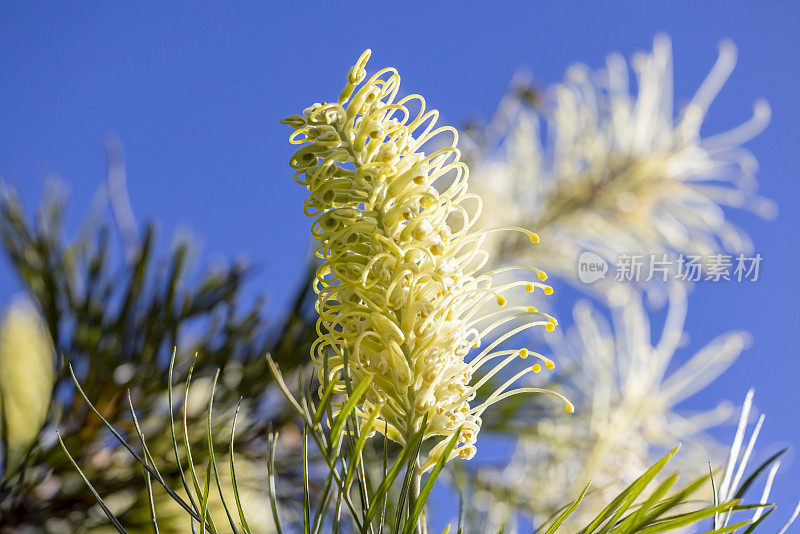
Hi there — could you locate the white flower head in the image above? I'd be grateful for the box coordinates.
[282,50,571,468]
[501,284,748,524]
[470,35,774,292]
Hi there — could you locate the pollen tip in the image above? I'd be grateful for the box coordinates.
[518,348,528,359]
[527,306,538,313]
[543,286,554,295]
[537,271,548,281]
[531,363,542,373]
[529,233,540,244]
[545,359,555,369]
[459,448,473,459]
[524,283,535,293]
[565,403,574,414]
[545,322,556,332]
[496,295,507,306]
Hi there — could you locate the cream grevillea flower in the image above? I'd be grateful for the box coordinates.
[469,35,774,293]
[0,298,55,477]
[282,50,571,467]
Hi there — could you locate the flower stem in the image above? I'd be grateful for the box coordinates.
[409,460,423,534]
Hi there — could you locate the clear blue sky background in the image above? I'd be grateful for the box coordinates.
[1,2,798,529]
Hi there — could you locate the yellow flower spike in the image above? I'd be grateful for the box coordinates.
[284,49,564,470]
[531,364,542,373]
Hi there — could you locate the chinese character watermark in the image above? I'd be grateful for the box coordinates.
[577,252,763,284]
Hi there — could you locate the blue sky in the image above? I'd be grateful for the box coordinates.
[1,2,799,529]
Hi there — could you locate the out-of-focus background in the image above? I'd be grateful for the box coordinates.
[1,1,798,529]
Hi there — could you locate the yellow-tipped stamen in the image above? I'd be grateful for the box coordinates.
[472,387,573,418]
[471,348,550,373]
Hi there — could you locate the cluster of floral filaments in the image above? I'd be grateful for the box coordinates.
[469,35,774,296]
[283,50,571,468]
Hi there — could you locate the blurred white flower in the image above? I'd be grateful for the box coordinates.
[0,298,55,478]
[470,35,774,293]
[497,285,748,526]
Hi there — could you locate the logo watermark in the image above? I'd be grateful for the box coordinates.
[577,251,609,283]
[577,252,763,284]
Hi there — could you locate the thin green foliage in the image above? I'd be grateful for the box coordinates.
[0,180,316,529]
[229,399,253,534]
[526,446,775,534]
[60,349,789,534]
[56,431,129,533]
[541,483,590,534]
